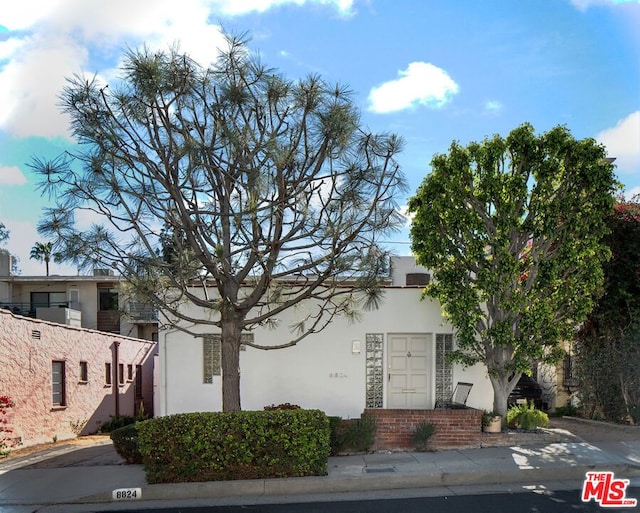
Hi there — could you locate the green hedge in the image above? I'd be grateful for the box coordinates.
[110,423,142,464]
[137,409,330,483]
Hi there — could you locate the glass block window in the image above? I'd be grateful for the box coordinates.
[203,333,253,383]
[435,334,454,405]
[365,333,384,408]
[203,334,222,383]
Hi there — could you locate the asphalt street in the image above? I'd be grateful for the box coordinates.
[100,487,640,513]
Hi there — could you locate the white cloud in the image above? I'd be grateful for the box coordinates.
[0,1,229,139]
[0,38,25,60]
[0,0,63,31]
[484,100,503,113]
[210,0,355,16]
[596,110,640,175]
[368,62,459,114]
[0,166,27,186]
[570,0,639,9]
[0,0,357,139]
[399,205,413,228]
[624,185,640,200]
[0,33,86,138]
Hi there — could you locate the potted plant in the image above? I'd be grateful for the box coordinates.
[482,410,502,433]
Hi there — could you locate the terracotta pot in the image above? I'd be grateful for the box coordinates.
[483,416,502,433]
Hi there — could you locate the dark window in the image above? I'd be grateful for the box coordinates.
[79,361,88,382]
[52,361,66,406]
[118,363,124,385]
[127,364,133,381]
[31,291,67,310]
[98,287,118,311]
[563,355,579,387]
[406,273,430,287]
[105,363,112,385]
[135,365,143,399]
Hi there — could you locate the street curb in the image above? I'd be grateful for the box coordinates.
[75,463,640,505]
[562,416,640,430]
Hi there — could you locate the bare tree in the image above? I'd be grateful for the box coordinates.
[33,34,406,411]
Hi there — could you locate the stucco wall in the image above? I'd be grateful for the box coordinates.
[0,310,156,448]
[159,286,494,418]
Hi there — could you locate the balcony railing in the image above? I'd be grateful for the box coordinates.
[127,302,158,322]
[97,310,121,333]
[0,302,70,318]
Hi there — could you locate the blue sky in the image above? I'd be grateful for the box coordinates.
[0,0,639,275]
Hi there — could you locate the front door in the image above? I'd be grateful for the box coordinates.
[387,333,431,409]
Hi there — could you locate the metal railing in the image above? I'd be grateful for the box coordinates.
[0,301,71,318]
[127,302,158,322]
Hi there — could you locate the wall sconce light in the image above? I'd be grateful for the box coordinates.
[352,340,361,355]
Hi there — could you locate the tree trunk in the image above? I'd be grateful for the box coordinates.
[221,315,242,412]
[489,371,521,418]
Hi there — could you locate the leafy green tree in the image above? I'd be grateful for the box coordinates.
[574,198,640,422]
[408,123,616,416]
[32,34,406,411]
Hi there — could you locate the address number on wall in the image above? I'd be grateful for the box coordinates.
[112,488,142,501]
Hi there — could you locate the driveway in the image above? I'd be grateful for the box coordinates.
[550,417,640,443]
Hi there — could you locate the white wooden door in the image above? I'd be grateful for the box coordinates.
[387,333,431,409]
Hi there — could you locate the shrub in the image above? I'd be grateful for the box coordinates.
[507,402,549,431]
[0,395,15,457]
[328,416,345,455]
[412,422,436,451]
[263,403,301,410]
[137,409,330,483]
[69,418,88,435]
[99,415,136,433]
[553,404,578,417]
[110,423,142,464]
[329,413,377,454]
[482,410,502,427]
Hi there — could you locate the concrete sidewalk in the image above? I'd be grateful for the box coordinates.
[1,436,640,513]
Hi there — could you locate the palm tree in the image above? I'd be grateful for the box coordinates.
[30,242,54,276]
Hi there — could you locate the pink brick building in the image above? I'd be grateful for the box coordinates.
[0,309,155,448]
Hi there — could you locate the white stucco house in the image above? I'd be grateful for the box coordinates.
[158,257,494,418]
